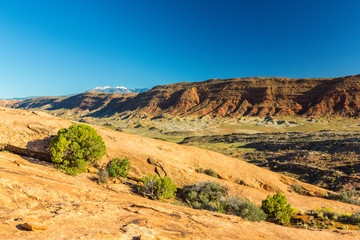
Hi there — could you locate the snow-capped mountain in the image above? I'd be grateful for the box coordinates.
[90,86,149,94]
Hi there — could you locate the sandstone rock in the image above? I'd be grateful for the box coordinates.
[112,178,121,184]
[21,222,48,231]
[2,108,360,239]
[27,123,50,135]
[87,166,98,173]
[147,157,157,165]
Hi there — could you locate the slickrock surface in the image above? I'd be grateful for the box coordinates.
[1,107,360,239]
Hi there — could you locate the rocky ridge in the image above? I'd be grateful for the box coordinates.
[0,99,21,107]
[8,74,360,118]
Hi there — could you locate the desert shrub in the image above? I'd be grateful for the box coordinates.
[313,207,360,225]
[182,181,227,211]
[97,169,109,184]
[331,189,360,206]
[195,168,218,178]
[261,191,294,225]
[195,168,204,173]
[336,210,360,225]
[222,196,267,221]
[138,174,177,200]
[347,211,360,225]
[314,207,339,220]
[107,157,130,178]
[182,182,265,221]
[50,124,106,175]
[57,164,87,176]
[291,183,304,195]
[292,208,305,216]
[204,168,218,178]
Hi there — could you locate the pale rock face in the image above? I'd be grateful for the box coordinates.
[1,108,360,239]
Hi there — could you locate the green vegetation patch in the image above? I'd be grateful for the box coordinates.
[182,181,266,221]
[292,207,360,230]
[222,196,267,221]
[138,174,177,200]
[182,181,226,211]
[329,189,360,206]
[196,168,218,178]
[50,124,106,175]
[291,183,304,195]
[106,157,131,178]
[261,191,294,225]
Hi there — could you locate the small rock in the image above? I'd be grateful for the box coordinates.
[87,166,98,173]
[21,222,47,231]
[27,123,50,135]
[112,178,121,184]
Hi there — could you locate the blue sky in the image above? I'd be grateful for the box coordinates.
[1,0,360,98]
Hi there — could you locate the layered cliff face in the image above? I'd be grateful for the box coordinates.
[10,75,360,118]
[137,75,360,118]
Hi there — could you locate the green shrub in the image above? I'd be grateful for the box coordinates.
[314,207,339,220]
[182,181,227,211]
[195,168,204,173]
[97,169,109,184]
[313,207,360,225]
[348,212,360,225]
[204,168,218,178]
[291,183,304,195]
[195,168,218,178]
[222,196,267,221]
[107,157,130,178]
[138,174,177,200]
[261,191,294,225]
[182,182,265,221]
[332,189,360,206]
[57,164,86,176]
[50,124,106,175]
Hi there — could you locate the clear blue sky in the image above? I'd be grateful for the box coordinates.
[1,0,360,98]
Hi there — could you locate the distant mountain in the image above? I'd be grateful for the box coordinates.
[5,96,44,101]
[1,87,147,102]
[0,99,22,107]
[8,75,360,118]
[3,93,76,101]
[90,86,149,94]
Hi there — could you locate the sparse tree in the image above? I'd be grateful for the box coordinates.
[50,124,106,175]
